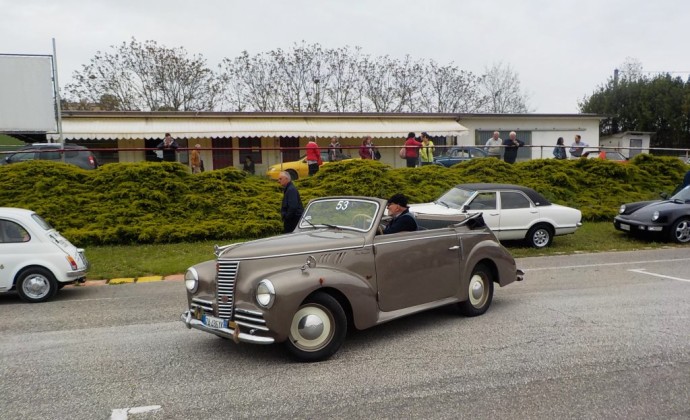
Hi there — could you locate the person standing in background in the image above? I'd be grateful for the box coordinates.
[404,132,423,167]
[553,137,567,160]
[502,131,524,164]
[569,134,588,158]
[359,136,374,159]
[419,132,435,166]
[328,137,342,162]
[190,144,202,173]
[242,155,255,175]
[157,133,179,162]
[305,137,322,176]
[484,131,503,158]
[278,171,304,233]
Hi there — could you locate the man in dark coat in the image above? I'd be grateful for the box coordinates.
[278,171,304,233]
[502,131,524,164]
[383,193,418,234]
[157,133,179,162]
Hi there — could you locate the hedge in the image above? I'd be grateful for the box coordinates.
[0,155,686,246]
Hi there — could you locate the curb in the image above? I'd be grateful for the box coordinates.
[66,274,184,288]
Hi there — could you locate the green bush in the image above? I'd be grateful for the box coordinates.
[0,156,686,246]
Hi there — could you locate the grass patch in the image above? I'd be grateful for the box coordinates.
[84,222,679,279]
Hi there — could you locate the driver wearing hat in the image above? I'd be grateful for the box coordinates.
[383,193,418,234]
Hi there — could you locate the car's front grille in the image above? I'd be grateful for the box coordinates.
[234,308,269,331]
[191,298,213,317]
[217,260,239,319]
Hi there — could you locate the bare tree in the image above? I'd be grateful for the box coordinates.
[324,46,364,112]
[479,62,531,113]
[419,61,486,113]
[65,38,221,111]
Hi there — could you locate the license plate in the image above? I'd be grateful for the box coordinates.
[620,223,630,231]
[202,315,227,329]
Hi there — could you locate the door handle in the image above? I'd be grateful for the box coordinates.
[448,245,460,250]
[489,213,499,216]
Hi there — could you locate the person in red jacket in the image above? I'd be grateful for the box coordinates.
[359,136,374,159]
[404,132,423,168]
[305,137,323,176]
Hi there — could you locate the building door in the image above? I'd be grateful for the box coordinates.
[280,136,300,163]
[212,137,233,169]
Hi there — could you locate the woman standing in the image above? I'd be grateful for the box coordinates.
[419,132,435,166]
[359,136,374,159]
[553,137,567,160]
[403,132,423,168]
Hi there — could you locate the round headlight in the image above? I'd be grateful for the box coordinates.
[652,211,660,221]
[256,279,275,308]
[619,205,626,214]
[184,267,199,293]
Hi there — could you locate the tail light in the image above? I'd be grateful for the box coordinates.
[66,255,78,270]
[88,155,96,168]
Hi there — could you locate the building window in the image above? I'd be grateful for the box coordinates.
[238,137,262,164]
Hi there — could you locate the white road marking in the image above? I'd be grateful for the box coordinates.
[111,405,162,419]
[524,257,690,272]
[628,268,690,283]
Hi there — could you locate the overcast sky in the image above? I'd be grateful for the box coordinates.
[2,0,689,113]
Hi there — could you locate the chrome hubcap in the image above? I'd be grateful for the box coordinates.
[290,305,333,352]
[533,229,549,247]
[469,274,486,306]
[675,220,690,242]
[22,275,50,300]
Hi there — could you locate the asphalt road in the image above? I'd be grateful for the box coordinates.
[1,248,689,420]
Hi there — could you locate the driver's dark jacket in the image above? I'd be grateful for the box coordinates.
[383,208,418,234]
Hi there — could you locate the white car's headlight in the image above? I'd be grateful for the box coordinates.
[256,279,275,308]
[184,267,199,293]
[651,211,660,222]
[619,205,626,214]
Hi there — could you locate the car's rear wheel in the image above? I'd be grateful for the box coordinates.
[458,263,494,317]
[669,218,690,243]
[286,169,299,181]
[16,267,58,303]
[285,292,347,362]
[526,224,553,248]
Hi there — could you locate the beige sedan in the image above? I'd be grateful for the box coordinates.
[181,196,523,362]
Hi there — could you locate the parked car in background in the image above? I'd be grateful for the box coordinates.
[581,149,629,163]
[410,183,582,248]
[614,185,690,243]
[266,150,352,180]
[1,143,99,170]
[433,146,488,167]
[181,196,524,362]
[0,207,89,303]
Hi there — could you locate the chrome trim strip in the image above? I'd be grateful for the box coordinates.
[219,245,363,261]
[235,308,263,317]
[374,233,459,245]
[181,311,274,345]
[235,320,269,331]
[234,313,266,324]
[191,298,213,306]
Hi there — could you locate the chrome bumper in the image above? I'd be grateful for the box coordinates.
[180,311,275,345]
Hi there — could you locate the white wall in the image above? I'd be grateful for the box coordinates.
[458,116,601,159]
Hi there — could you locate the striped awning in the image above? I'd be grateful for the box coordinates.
[49,114,468,140]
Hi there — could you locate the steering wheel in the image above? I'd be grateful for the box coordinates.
[352,213,373,230]
[377,224,385,235]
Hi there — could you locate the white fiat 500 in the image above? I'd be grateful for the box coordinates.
[410,183,582,248]
[0,207,89,303]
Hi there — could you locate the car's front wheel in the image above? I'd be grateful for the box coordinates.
[285,292,347,362]
[526,224,553,248]
[16,267,58,303]
[458,263,494,317]
[669,218,690,243]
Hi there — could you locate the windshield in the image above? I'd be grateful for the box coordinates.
[435,187,476,209]
[300,198,380,231]
[671,185,690,201]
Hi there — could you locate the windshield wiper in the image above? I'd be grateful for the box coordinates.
[303,218,339,230]
[435,200,450,208]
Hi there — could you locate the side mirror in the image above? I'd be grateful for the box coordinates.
[461,204,469,213]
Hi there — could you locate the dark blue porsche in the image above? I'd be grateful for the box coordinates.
[614,185,690,243]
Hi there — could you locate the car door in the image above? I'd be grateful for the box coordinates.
[497,191,538,240]
[466,191,499,232]
[0,219,32,291]
[373,228,461,312]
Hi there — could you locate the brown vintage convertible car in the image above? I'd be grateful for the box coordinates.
[181,196,524,362]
